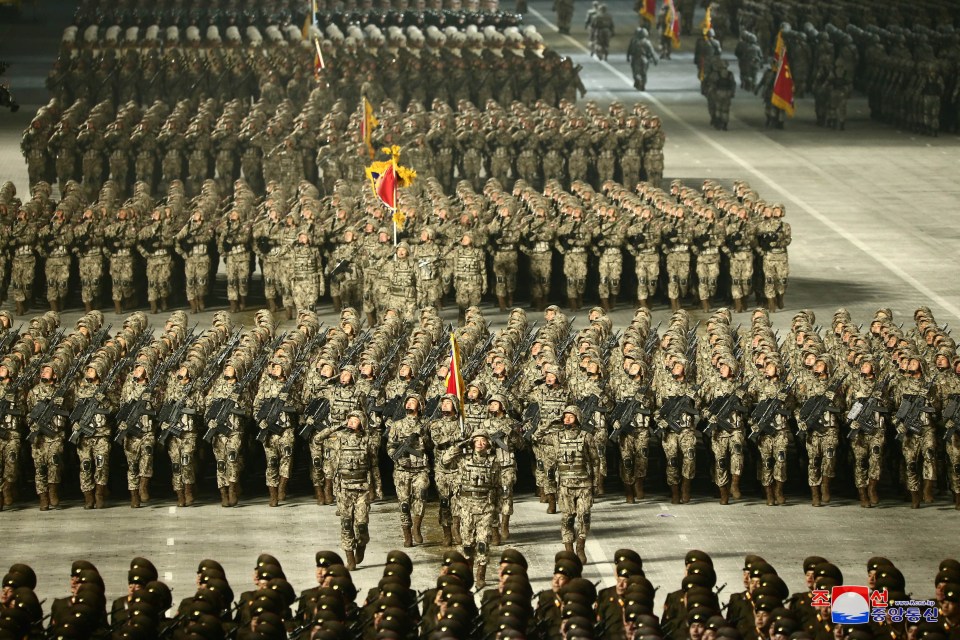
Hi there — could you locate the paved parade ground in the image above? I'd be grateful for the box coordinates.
[0,0,959,610]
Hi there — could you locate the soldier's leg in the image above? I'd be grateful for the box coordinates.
[213,437,228,489]
[711,433,730,487]
[263,436,280,488]
[758,436,774,488]
[806,435,823,487]
[340,497,358,554]
[945,436,960,496]
[575,489,593,541]
[308,437,324,490]
[180,434,197,487]
[901,436,921,493]
[729,431,745,483]
[32,442,49,496]
[662,431,680,488]
[411,471,429,519]
[77,440,95,494]
[93,439,110,490]
[558,488,576,545]
[278,431,294,483]
[395,471,413,528]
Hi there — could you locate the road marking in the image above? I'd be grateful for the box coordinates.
[168,506,177,514]
[660,503,669,510]
[678,534,688,541]
[529,6,960,320]
[167,538,175,546]
[585,536,608,588]
[164,572,173,581]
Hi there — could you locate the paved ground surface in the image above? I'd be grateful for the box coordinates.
[0,0,959,614]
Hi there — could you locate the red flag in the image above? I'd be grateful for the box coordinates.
[664,0,680,49]
[375,162,397,209]
[445,333,465,423]
[771,49,795,117]
[640,0,656,21]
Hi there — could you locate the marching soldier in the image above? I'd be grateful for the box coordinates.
[530,364,570,513]
[253,358,301,507]
[137,204,177,314]
[521,207,556,311]
[656,356,699,504]
[327,409,377,570]
[176,207,216,313]
[0,360,26,510]
[594,204,625,311]
[104,206,139,314]
[556,205,592,312]
[71,358,117,509]
[487,207,522,311]
[663,207,693,312]
[612,359,655,502]
[429,394,464,547]
[328,229,363,312]
[479,394,523,543]
[27,362,71,510]
[845,356,889,507]
[451,232,487,325]
[386,392,431,548]
[701,357,748,504]
[159,359,204,507]
[795,354,844,507]
[892,354,937,508]
[723,203,756,313]
[750,359,794,506]
[117,358,157,508]
[626,205,662,309]
[755,204,791,312]
[204,359,249,508]
[217,207,252,313]
[555,405,599,564]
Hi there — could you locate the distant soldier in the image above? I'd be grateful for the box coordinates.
[627,28,659,90]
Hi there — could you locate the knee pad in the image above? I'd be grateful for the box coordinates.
[826,447,835,459]
[765,456,775,469]
[181,453,190,466]
[954,463,960,475]
[777,451,786,462]
[667,458,676,468]
[227,277,238,288]
[477,541,487,554]
[813,456,822,468]
[312,457,323,469]
[640,447,648,457]
[172,462,182,473]
[283,445,293,456]
[871,445,881,456]
[564,515,576,530]
[925,448,935,460]
[463,546,475,558]
[95,454,105,468]
[611,279,620,288]
[227,450,237,463]
[400,502,411,515]
[217,460,226,473]
[536,459,544,472]
[599,276,608,285]
[717,458,728,470]
[358,524,369,539]
[639,277,648,286]
[439,497,450,510]
[539,277,549,286]
[765,276,774,284]
[39,464,48,476]
[623,458,634,471]
[82,460,92,472]
[859,458,869,470]
[198,277,207,286]
[907,461,918,473]
[583,513,591,527]
[496,276,505,284]
[268,458,279,470]
[733,443,742,454]
[341,518,353,533]
[144,444,153,455]
[682,450,695,461]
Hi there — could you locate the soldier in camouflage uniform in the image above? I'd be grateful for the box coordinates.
[159,359,204,507]
[384,242,420,322]
[360,227,394,326]
[0,360,26,510]
[487,207,522,311]
[217,207,252,313]
[412,227,446,310]
[27,363,71,510]
[612,359,654,502]
[641,115,664,186]
[326,409,377,570]
[701,357,747,504]
[530,364,570,514]
[40,207,75,312]
[723,202,755,313]
[939,358,960,510]
[328,230,363,312]
[556,206,592,312]
[205,359,249,508]
[749,359,793,506]
[71,359,116,509]
[692,206,724,311]
[253,207,286,314]
[290,230,325,315]
[891,355,937,509]
[117,360,156,508]
[429,395,463,546]
[10,208,39,316]
[755,203,791,312]
[138,204,176,314]
[104,206,139,314]
[176,207,215,313]
[845,356,889,508]
[663,206,693,311]
[656,357,699,504]
[554,406,599,564]
[387,392,431,547]
[594,203,624,311]
[626,204,662,309]
[522,207,556,311]
[452,232,487,325]
[795,354,843,507]
[73,207,106,313]
[442,430,500,589]
[480,394,523,543]
[254,359,301,507]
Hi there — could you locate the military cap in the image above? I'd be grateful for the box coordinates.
[685,550,712,566]
[772,618,800,636]
[940,559,960,573]
[6,565,36,590]
[750,562,776,579]
[683,574,714,591]
[759,575,790,600]
[814,563,843,584]
[500,549,527,569]
[753,594,781,612]
[257,564,284,582]
[446,562,473,589]
[70,561,98,577]
[256,553,281,570]
[2,573,28,589]
[555,550,582,570]
[935,570,960,586]
[77,569,104,589]
[803,557,828,573]
[128,558,157,583]
[385,550,413,574]
[706,615,728,631]
[942,583,960,604]
[141,581,172,610]
[316,551,344,568]
[687,607,715,625]
[615,549,643,568]
[875,567,905,592]
[554,559,582,579]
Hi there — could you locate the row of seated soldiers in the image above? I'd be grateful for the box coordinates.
[0,550,958,640]
[22,86,655,204]
[0,169,784,323]
[737,0,960,135]
[41,17,578,126]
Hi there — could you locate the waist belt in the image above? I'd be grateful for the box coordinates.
[115,248,131,256]
[603,247,621,255]
[461,489,492,499]
[228,246,247,255]
[498,245,517,251]
[267,247,283,257]
[190,245,208,256]
[340,471,368,481]
[767,248,786,254]
[533,242,550,253]
[669,245,688,252]
[568,247,586,253]
[700,247,719,255]
[558,464,588,473]
[15,246,32,256]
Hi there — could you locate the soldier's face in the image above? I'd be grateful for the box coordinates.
[347,416,361,430]
[441,399,454,414]
[404,398,419,412]
[474,437,489,452]
[563,413,577,426]
[488,401,501,414]
[545,373,557,386]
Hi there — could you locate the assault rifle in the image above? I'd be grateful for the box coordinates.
[577,393,601,433]
[608,389,653,444]
[337,327,372,369]
[389,431,425,461]
[941,393,960,442]
[894,376,938,441]
[114,324,198,444]
[748,378,796,442]
[795,373,848,442]
[254,361,308,442]
[299,397,330,439]
[521,402,541,442]
[462,332,496,381]
[655,393,698,434]
[703,381,750,437]
[0,323,22,354]
[846,375,892,438]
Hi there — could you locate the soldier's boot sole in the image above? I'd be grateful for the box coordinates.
[910,490,922,509]
[821,478,831,503]
[765,485,775,506]
[442,525,453,547]
[730,475,741,500]
[220,487,230,507]
[412,516,424,545]
[83,490,95,510]
[635,479,645,500]
[268,486,279,507]
[323,479,334,505]
[345,550,357,571]
[546,494,557,514]
[774,481,786,505]
[922,479,935,503]
[39,491,50,511]
[680,478,691,504]
[138,477,150,503]
[670,484,680,504]
[48,483,60,508]
[719,484,730,505]
[402,526,413,548]
[867,480,879,506]
[575,538,587,564]
[184,484,195,507]
[278,477,289,502]
[501,515,510,541]
[858,487,871,508]
[811,485,822,507]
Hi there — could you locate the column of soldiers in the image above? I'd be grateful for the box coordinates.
[2,550,959,640]
[735,0,960,135]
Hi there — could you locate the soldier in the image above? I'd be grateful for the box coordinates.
[360,226,394,327]
[626,205,662,309]
[938,357,960,511]
[555,0,575,34]
[795,354,844,507]
[387,392,431,548]
[480,394,523,542]
[530,363,570,512]
[750,359,793,506]
[104,206,139,314]
[429,394,463,546]
[302,363,350,505]
[452,232,487,325]
[641,115,665,186]
[845,356,889,508]
[891,355,937,508]
[159,359,204,507]
[176,207,215,313]
[487,207,522,311]
[326,409,377,569]
[204,359,248,508]
[253,207,286,314]
[521,207,556,311]
[701,357,748,504]
[0,360,26,510]
[10,208,39,316]
[711,62,736,131]
[554,405,599,564]
[826,59,852,131]
[735,32,763,92]
[40,207,75,312]
[254,358,301,507]
[384,242,420,322]
[594,204,625,311]
[71,359,116,509]
[328,230,363,312]
[723,203,755,313]
[755,203,791,311]
[217,207,252,313]
[137,204,176,314]
[656,356,699,504]
[26,362,70,510]
[290,230,325,315]
[612,359,655,502]
[592,5,614,60]
[117,359,156,508]
[663,206,693,311]
[692,206,724,311]
[556,205,592,312]
[627,28,659,90]
[441,430,501,589]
